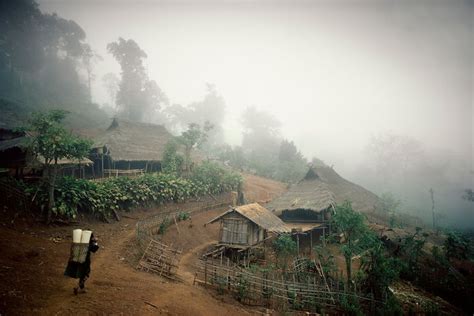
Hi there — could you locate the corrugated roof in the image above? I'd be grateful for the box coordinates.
[208,203,291,233]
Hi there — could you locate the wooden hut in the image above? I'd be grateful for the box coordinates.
[207,203,290,248]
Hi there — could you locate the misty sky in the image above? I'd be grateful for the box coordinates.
[39,0,473,173]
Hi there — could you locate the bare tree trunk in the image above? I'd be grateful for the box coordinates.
[46,162,58,224]
[345,254,352,289]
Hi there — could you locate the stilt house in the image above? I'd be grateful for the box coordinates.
[266,168,336,253]
[208,203,290,248]
[267,165,380,253]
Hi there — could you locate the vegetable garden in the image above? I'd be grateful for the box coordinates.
[13,161,242,221]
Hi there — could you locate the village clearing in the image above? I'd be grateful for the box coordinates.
[0,173,460,315]
[0,174,287,315]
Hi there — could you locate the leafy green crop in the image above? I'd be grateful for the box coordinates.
[24,162,242,220]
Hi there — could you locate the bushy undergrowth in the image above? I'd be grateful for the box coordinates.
[23,163,242,220]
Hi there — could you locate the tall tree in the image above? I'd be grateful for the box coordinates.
[332,201,371,288]
[81,44,102,103]
[275,139,307,183]
[164,84,225,146]
[0,0,107,126]
[240,106,282,177]
[107,38,166,122]
[102,72,120,108]
[26,110,92,222]
[177,122,213,173]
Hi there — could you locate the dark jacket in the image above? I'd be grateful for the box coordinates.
[64,235,99,279]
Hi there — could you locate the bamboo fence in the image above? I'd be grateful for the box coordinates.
[194,258,382,313]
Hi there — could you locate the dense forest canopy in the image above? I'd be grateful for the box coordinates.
[0,0,108,128]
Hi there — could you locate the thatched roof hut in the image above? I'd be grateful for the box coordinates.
[311,166,379,214]
[92,118,203,174]
[267,166,379,217]
[208,203,290,247]
[267,168,336,217]
[93,118,175,162]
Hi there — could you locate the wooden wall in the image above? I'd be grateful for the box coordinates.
[219,212,263,246]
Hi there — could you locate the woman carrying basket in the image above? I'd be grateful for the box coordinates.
[64,231,99,294]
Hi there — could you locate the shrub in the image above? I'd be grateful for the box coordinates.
[190,161,242,195]
[273,234,297,258]
[158,217,171,234]
[445,231,472,260]
[177,211,190,221]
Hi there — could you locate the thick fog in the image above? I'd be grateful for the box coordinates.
[38,0,473,227]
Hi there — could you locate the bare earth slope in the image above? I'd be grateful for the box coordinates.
[0,173,286,315]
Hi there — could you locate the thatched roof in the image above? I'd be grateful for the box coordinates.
[0,136,29,151]
[208,203,291,233]
[93,118,176,162]
[312,166,379,213]
[267,166,379,215]
[286,222,324,233]
[266,171,336,216]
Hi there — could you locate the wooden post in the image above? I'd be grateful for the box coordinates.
[101,153,104,178]
[296,234,300,256]
[204,259,208,285]
[322,227,326,246]
[227,257,230,290]
[173,215,180,234]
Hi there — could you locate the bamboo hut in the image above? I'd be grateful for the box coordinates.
[207,203,290,248]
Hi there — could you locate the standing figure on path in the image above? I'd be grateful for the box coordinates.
[64,233,99,294]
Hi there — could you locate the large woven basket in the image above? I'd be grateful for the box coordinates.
[70,243,89,263]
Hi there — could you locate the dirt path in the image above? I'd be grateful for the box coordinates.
[39,219,255,315]
[0,174,287,315]
[178,240,215,284]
